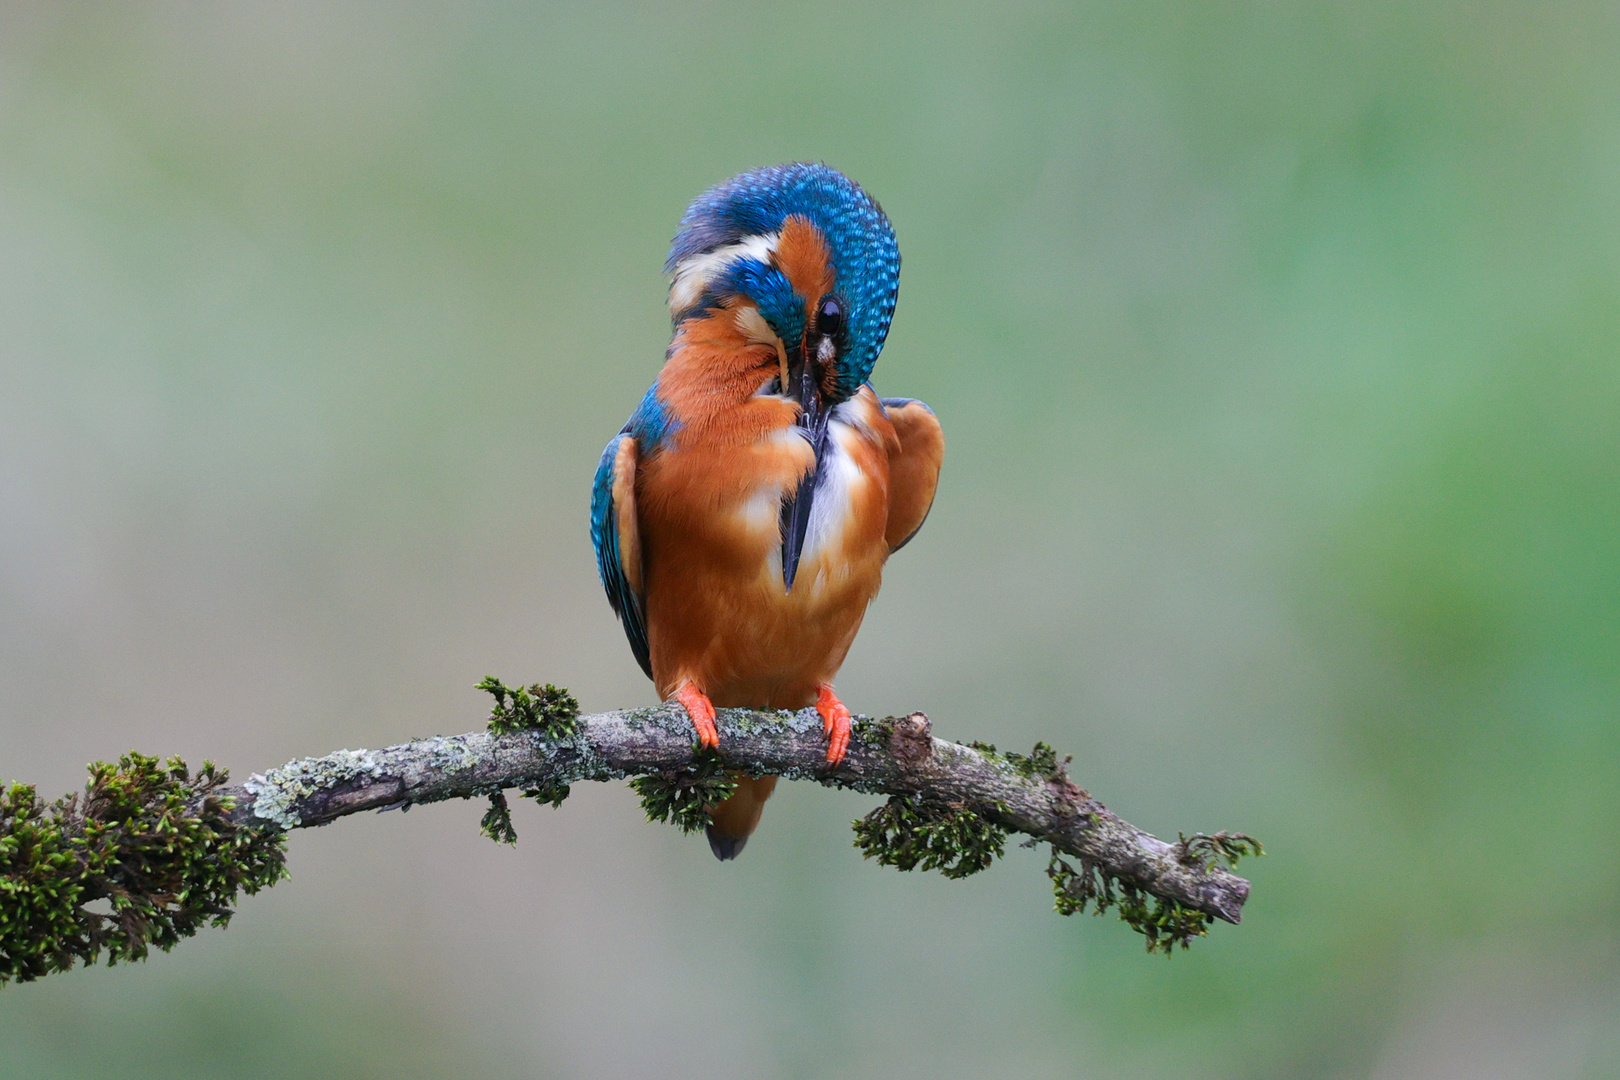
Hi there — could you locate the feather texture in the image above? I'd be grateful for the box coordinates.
[590,164,941,857]
[590,431,650,678]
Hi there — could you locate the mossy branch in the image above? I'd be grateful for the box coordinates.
[0,755,286,983]
[225,695,1253,933]
[2,685,1257,981]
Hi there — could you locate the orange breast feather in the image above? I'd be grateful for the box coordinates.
[638,374,898,711]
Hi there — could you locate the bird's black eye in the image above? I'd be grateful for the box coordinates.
[816,296,843,338]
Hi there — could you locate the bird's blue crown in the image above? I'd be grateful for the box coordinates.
[666,163,900,400]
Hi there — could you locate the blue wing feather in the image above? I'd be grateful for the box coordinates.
[592,385,679,681]
[591,429,652,679]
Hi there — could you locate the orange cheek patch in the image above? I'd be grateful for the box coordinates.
[674,306,750,350]
[774,215,833,310]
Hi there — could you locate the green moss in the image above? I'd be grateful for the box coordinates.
[474,675,581,843]
[628,752,737,834]
[852,795,1006,879]
[1048,831,1263,955]
[521,781,571,809]
[477,676,579,737]
[1003,741,1067,781]
[1047,851,1198,953]
[966,740,1068,782]
[478,780,572,846]
[0,753,287,984]
[479,792,518,845]
[1175,830,1264,870]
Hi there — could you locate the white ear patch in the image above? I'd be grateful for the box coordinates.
[733,305,780,347]
[668,232,780,315]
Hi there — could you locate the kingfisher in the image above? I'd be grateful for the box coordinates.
[590,163,944,859]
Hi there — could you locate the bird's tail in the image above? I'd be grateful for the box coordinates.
[705,775,778,860]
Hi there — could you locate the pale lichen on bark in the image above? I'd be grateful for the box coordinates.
[3,701,1256,981]
[224,705,1254,932]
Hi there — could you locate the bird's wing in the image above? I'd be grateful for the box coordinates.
[590,429,652,678]
[879,397,945,552]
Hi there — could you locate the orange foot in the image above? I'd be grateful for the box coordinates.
[816,684,852,765]
[675,682,720,750]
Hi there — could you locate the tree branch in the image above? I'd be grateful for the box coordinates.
[1,687,1259,982]
[231,701,1254,933]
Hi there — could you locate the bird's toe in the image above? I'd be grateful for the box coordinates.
[675,682,721,749]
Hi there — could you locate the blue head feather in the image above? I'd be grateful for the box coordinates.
[666,163,900,400]
[715,257,805,349]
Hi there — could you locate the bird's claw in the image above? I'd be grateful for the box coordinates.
[675,682,720,750]
[816,685,852,766]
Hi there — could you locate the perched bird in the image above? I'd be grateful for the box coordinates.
[590,163,944,859]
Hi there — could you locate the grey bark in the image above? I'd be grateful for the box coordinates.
[228,705,1250,925]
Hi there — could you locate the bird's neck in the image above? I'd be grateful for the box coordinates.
[656,308,795,442]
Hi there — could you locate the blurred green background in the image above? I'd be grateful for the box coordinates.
[1,3,1616,1077]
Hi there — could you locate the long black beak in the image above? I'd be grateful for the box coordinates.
[778,343,830,592]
